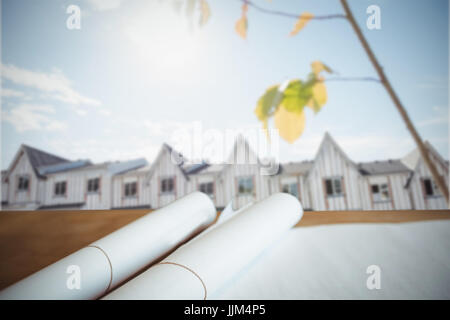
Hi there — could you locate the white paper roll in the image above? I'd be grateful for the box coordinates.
[0,192,216,300]
[104,192,303,300]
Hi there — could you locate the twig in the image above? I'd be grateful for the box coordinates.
[324,77,381,83]
[239,0,346,21]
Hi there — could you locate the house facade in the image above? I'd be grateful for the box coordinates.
[1,133,448,211]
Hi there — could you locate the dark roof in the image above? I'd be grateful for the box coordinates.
[358,159,411,175]
[111,205,152,210]
[279,161,313,175]
[38,202,85,210]
[22,145,69,178]
[184,162,210,175]
[37,160,92,175]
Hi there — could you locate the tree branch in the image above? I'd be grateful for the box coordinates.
[324,77,381,83]
[239,0,346,21]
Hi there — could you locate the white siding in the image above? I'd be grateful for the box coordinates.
[148,146,188,208]
[43,168,112,210]
[409,156,449,210]
[307,136,362,211]
[112,172,151,209]
[6,151,41,209]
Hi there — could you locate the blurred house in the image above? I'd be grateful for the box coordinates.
[1,133,448,211]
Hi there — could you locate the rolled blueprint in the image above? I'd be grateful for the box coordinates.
[0,192,216,300]
[104,192,303,300]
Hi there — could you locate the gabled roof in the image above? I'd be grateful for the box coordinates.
[306,132,357,179]
[225,134,260,166]
[147,143,189,181]
[23,145,69,169]
[401,141,448,172]
[5,144,70,179]
[403,141,449,189]
[358,160,411,175]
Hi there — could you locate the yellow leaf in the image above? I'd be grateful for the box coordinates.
[235,5,248,39]
[235,16,247,39]
[306,81,327,113]
[274,105,306,143]
[311,61,332,76]
[289,12,314,36]
[312,81,327,106]
[306,98,315,111]
[199,0,211,26]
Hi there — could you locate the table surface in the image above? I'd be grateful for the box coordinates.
[0,209,449,290]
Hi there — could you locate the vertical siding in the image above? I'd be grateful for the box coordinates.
[307,138,361,211]
[409,157,448,210]
[148,147,187,209]
[7,151,40,209]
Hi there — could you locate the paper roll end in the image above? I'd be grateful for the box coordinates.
[186,191,217,219]
[272,192,304,224]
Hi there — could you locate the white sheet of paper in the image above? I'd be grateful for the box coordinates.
[213,220,450,299]
[0,192,216,300]
[104,193,303,299]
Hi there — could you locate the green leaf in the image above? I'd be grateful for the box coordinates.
[281,79,314,114]
[254,84,283,121]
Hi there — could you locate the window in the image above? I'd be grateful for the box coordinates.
[199,182,214,197]
[54,181,67,196]
[371,183,390,202]
[87,178,100,193]
[17,175,29,192]
[282,183,299,198]
[324,177,343,197]
[238,177,253,196]
[423,178,440,197]
[124,182,137,197]
[161,178,174,194]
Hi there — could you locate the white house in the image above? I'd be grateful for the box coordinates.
[403,142,449,210]
[1,133,448,211]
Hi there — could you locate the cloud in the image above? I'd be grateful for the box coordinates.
[98,109,112,117]
[1,64,101,107]
[1,88,25,98]
[418,117,448,127]
[2,104,67,132]
[86,0,122,11]
[290,133,415,162]
[418,105,448,127]
[417,76,448,90]
[48,136,160,164]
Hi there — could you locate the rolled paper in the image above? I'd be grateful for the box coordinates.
[0,192,216,300]
[104,192,303,300]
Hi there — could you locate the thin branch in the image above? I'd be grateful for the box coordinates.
[239,0,346,20]
[324,77,381,83]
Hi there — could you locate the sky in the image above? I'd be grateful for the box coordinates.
[1,0,448,169]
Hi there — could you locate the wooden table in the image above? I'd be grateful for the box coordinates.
[1,209,449,291]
